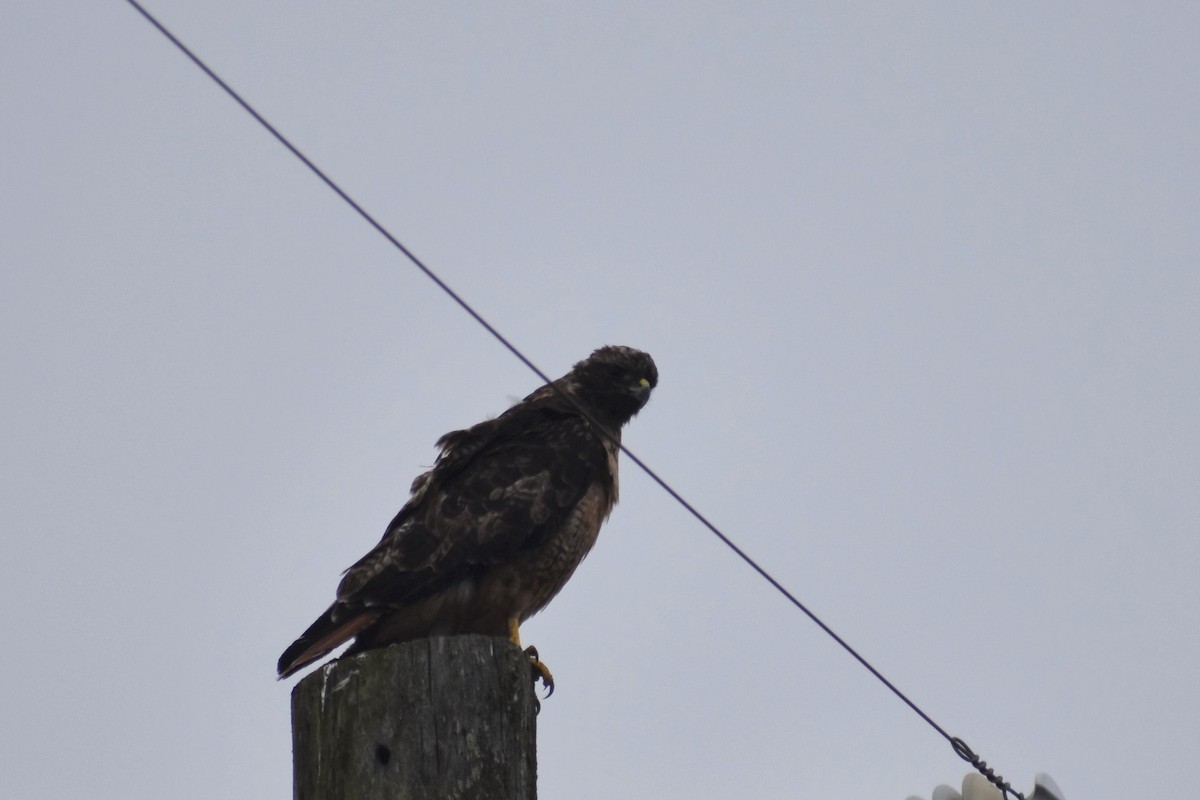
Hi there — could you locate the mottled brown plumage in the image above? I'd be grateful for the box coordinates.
[277,346,657,680]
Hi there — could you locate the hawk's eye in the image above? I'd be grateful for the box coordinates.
[636,378,650,388]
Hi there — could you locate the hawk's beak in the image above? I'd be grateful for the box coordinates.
[630,378,653,407]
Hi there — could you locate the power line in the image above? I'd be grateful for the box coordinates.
[122,3,1024,797]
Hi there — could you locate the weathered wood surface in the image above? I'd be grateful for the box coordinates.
[291,635,538,800]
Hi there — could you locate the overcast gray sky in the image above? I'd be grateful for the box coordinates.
[3,2,1198,799]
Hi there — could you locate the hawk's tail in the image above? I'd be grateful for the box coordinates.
[276,605,382,679]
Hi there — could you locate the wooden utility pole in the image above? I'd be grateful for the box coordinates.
[291,635,538,800]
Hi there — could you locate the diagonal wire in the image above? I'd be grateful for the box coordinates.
[122,2,1024,797]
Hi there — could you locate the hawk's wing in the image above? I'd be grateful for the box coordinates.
[276,408,610,676]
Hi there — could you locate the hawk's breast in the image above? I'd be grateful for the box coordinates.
[516,477,613,621]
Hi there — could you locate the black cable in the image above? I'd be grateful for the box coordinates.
[122,3,1025,796]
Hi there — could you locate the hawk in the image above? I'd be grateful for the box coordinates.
[277,345,658,690]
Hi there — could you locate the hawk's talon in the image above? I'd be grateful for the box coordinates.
[524,645,555,698]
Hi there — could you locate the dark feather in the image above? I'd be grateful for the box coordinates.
[277,346,657,678]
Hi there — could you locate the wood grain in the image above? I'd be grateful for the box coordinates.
[291,635,537,800]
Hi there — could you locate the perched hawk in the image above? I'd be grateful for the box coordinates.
[277,345,658,688]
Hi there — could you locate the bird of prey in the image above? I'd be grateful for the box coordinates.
[277,345,658,691]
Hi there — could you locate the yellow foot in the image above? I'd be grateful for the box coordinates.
[524,645,555,698]
[507,617,555,700]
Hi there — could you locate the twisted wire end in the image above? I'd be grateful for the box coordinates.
[951,737,1025,800]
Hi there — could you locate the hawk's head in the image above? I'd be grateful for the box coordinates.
[559,345,658,427]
